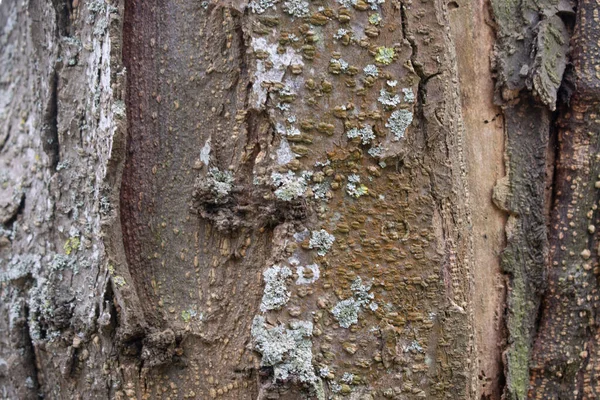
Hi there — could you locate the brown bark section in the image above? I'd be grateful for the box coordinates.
[119,0,477,398]
[529,0,600,397]
[0,0,527,398]
[121,0,266,396]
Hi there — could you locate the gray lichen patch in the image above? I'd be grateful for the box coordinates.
[261,264,293,312]
[271,171,308,201]
[28,275,75,341]
[385,109,413,140]
[363,64,379,77]
[331,298,362,328]
[1,254,41,283]
[346,125,376,145]
[331,277,375,328]
[248,0,278,14]
[402,87,415,103]
[282,0,310,18]
[368,144,384,158]
[194,167,234,205]
[308,229,335,256]
[378,89,401,108]
[251,316,321,390]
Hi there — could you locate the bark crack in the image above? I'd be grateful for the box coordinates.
[42,70,60,170]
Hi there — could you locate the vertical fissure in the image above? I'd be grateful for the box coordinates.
[42,71,60,170]
[22,301,42,397]
[51,0,72,36]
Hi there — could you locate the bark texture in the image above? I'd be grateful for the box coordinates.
[0,0,127,397]
[2,0,599,398]
[490,0,600,398]
[528,0,600,397]
[119,0,475,398]
[487,0,570,398]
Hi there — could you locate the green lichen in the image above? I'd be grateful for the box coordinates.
[368,13,381,25]
[504,264,531,400]
[375,46,395,65]
[113,275,126,287]
[63,236,80,255]
[181,310,192,322]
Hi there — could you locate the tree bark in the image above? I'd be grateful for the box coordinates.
[0,0,597,398]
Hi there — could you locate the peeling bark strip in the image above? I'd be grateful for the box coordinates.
[493,102,550,400]
[529,0,600,397]
[489,0,600,398]
[120,0,475,397]
[489,0,574,398]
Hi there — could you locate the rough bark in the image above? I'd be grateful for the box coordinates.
[119,0,475,398]
[1,0,127,397]
[528,0,600,397]
[488,0,600,399]
[2,0,598,398]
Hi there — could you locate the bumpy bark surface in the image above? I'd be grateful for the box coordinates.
[528,0,600,398]
[120,0,476,398]
[9,0,599,398]
[1,0,484,397]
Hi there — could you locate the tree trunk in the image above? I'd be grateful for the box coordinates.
[0,0,596,398]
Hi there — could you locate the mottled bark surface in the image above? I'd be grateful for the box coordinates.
[120,0,474,398]
[1,0,482,397]
[4,0,600,398]
[0,0,128,397]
